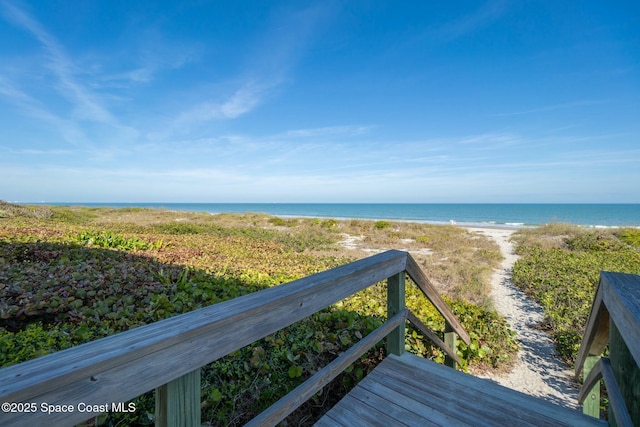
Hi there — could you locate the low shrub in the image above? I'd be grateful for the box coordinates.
[50,206,97,224]
[268,217,299,227]
[511,225,640,364]
[617,227,640,247]
[320,219,339,229]
[374,220,391,229]
[150,222,205,235]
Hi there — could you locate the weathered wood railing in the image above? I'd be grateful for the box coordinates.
[575,271,640,427]
[0,250,469,426]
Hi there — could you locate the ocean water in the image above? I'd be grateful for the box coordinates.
[46,203,640,228]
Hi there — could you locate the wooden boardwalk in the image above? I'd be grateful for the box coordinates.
[316,353,606,427]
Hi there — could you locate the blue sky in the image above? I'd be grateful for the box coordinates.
[1,1,639,203]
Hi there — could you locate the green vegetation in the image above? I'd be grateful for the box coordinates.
[511,224,640,364]
[0,202,517,425]
[74,230,163,250]
[373,220,391,229]
[339,283,516,371]
[268,216,299,227]
[618,228,640,247]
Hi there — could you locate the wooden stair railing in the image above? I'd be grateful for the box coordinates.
[575,271,640,427]
[0,250,468,427]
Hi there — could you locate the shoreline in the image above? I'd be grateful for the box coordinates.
[268,213,534,230]
[23,202,640,228]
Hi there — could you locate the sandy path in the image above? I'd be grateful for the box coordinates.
[466,227,581,409]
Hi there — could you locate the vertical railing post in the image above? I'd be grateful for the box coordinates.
[582,355,601,418]
[387,272,406,356]
[609,322,640,426]
[444,321,458,369]
[155,368,201,427]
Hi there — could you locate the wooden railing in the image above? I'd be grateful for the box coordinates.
[0,250,469,426]
[575,271,640,427]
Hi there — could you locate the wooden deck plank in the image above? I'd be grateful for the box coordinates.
[347,383,442,426]
[317,353,606,427]
[376,357,560,426]
[366,363,514,427]
[313,412,349,427]
[359,376,457,426]
[385,355,565,425]
[321,393,407,426]
[320,359,502,426]
[390,354,605,426]
[391,354,597,425]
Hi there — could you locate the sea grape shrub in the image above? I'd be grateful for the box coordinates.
[449,299,518,369]
[0,240,189,331]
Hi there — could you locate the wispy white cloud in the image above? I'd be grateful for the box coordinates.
[456,132,520,147]
[173,4,334,126]
[3,137,639,202]
[100,67,156,86]
[1,2,115,124]
[1,73,142,152]
[96,33,200,88]
[5,148,75,156]
[219,81,269,119]
[0,76,86,144]
[173,81,270,124]
[281,125,373,138]
[427,0,507,42]
[492,100,608,117]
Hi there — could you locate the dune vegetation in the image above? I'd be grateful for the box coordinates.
[511,224,640,365]
[1,201,518,425]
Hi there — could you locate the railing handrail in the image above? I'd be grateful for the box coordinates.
[0,250,467,426]
[575,271,640,426]
[575,271,640,377]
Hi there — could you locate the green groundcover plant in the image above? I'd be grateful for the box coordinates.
[0,203,518,426]
[511,225,640,364]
